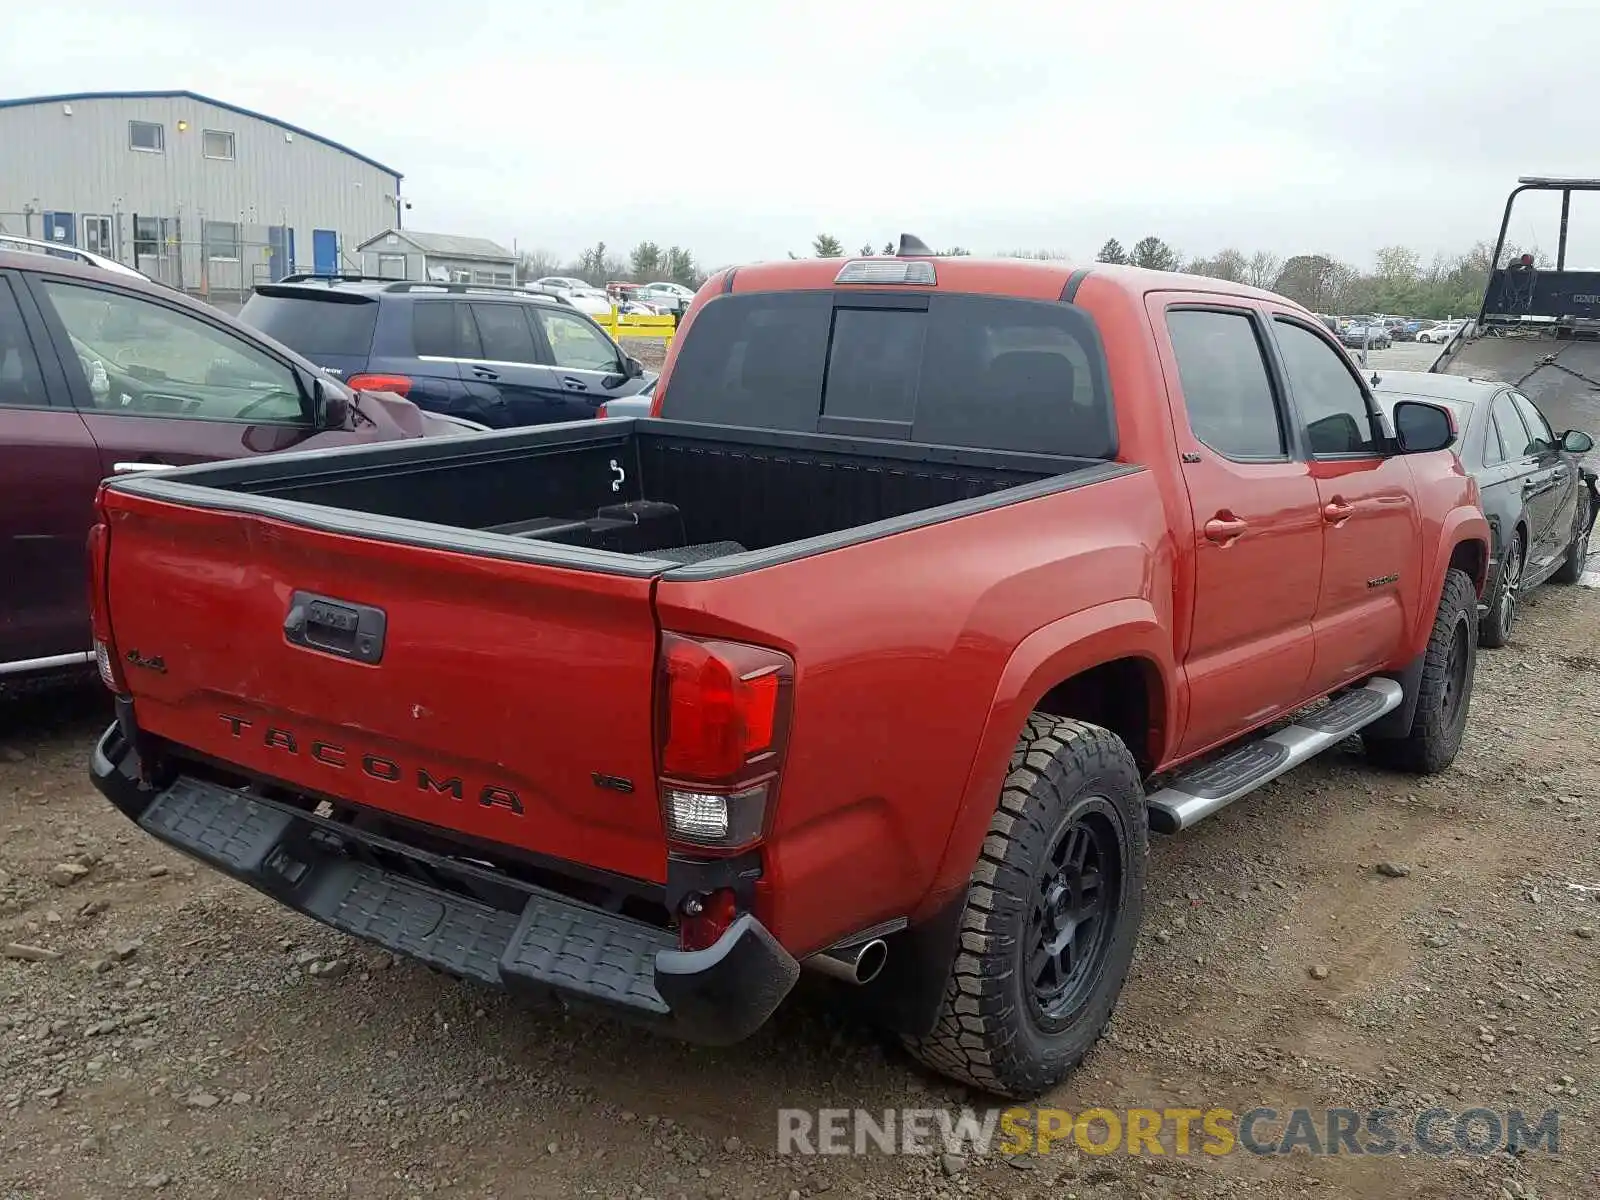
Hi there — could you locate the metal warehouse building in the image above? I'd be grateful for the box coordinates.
[0,89,403,302]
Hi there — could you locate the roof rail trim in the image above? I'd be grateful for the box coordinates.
[1059,268,1091,303]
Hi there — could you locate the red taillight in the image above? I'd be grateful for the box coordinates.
[85,512,125,693]
[345,373,413,396]
[656,634,793,853]
[595,402,609,419]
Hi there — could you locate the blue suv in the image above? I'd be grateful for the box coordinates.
[239,277,654,428]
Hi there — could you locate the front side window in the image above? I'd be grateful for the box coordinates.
[129,121,163,152]
[1492,392,1537,458]
[1165,309,1285,459]
[534,308,622,372]
[1509,391,1556,453]
[1273,319,1381,455]
[41,280,305,423]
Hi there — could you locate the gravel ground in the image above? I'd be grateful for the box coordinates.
[2,580,1597,1199]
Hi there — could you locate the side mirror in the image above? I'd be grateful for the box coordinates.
[1562,429,1594,454]
[1393,400,1455,454]
[625,355,644,380]
[311,376,351,431]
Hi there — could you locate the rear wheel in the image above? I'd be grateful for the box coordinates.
[1479,530,1523,648]
[903,716,1146,1099]
[1365,568,1477,773]
[1552,496,1592,584]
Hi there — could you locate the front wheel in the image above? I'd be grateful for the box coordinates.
[1364,568,1477,773]
[903,716,1147,1099]
[1552,495,1592,584]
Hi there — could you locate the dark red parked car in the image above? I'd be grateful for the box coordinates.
[0,248,480,687]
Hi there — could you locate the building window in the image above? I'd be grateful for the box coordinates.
[471,269,515,286]
[203,221,240,262]
[202,130,235,160]
[449,269,472,283]
[377,254,407,279]
[133,216,163,259]
[129,121,164,152]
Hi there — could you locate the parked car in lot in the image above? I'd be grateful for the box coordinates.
[1397,319,1437,341]
[633,281,696,316]
[1372,370,1596,646]
[596,375,654,418]
[1340,320,1391,349]
[1417,320,1463,344]
[90,250,1488,1099]
[238,277,655,429]
[0,249,479,686]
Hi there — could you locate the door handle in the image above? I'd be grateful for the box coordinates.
[1523,477,1541,492]
[471,367,499,380]
[561,377,589,392]
[112,461,176,474]
[1323,499,1355,524]
[1204,515,1248,544]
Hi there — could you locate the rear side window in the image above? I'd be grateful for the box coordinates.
[665,292,1114,458]
[1165,310,1285,459]
[238,293,378,358]
[0,279,51,408]
[469,303,539,364]
[413,301,481,358]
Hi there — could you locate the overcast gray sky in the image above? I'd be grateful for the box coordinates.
[8,0,1600,269]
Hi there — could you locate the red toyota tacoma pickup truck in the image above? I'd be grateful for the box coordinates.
[88,246,1489,1097]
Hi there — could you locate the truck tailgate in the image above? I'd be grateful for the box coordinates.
[101,492,667,884]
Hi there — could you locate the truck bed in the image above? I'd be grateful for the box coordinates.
[117,418,1093,577]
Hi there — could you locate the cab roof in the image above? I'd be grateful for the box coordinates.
[721,254,1297,308]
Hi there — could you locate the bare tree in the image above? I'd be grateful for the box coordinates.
[1244,250,1282,290]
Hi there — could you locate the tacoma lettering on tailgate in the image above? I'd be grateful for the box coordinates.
[219,714,525,814]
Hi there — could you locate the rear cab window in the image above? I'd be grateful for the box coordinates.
[662,292,1115,458]
[238,291,379,358]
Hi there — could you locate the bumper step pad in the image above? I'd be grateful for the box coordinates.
[138,778,673,1011]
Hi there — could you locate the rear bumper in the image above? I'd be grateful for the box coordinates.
[90,722,797,1044]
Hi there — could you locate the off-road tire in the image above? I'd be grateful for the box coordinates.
[902,716,1147,1099]
[1551,496,1592,585]
[1478,531,1523,648]
[1364,567,1477,774]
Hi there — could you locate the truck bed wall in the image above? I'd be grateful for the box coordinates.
[223,421,1067,556]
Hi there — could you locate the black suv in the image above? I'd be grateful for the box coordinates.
[238,277,654,428]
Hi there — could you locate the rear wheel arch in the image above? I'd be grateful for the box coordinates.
[918,599,1173,918]
[1032,656,1164,775]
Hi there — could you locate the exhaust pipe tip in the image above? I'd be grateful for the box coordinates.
[806,937,889,986]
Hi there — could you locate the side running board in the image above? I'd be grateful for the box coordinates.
[1147,678,1404,834]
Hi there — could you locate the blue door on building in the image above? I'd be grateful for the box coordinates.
[267,226,295,281]
[312,229,338,275]
[42,211,75,245]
